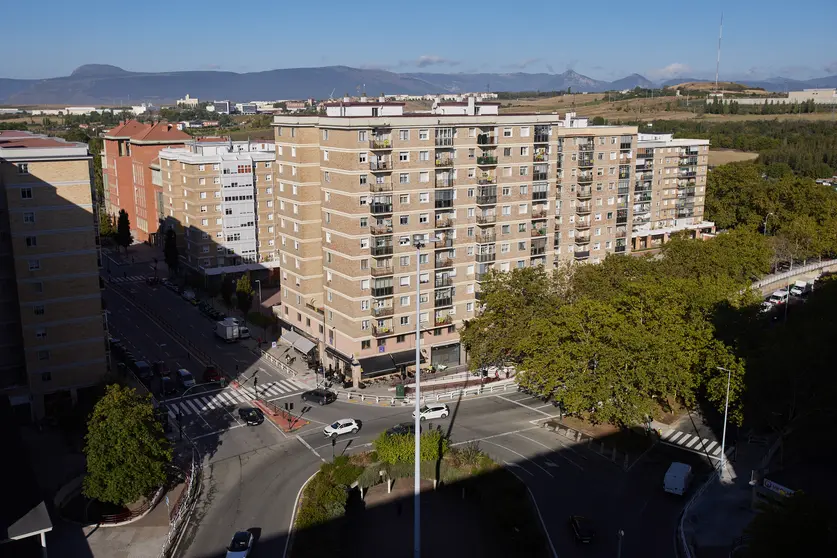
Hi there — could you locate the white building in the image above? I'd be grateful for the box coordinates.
[235,102,258,114]
[130,103,156,115]
[207,100,232,114]
[177,94,200,107]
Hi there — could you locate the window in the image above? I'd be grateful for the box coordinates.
[419,192,430,203]
[400,130,409,141]
[503,147,511,157]
[502,206,511,216]
[466,302,474,312]
[419,171,429,183]
[400,316,410,326]
[18,163,29,174]
[400,215,409,225]
[28,260,40,271]
[399,173,409,184]
[518,223,527,232]
[399,152,409,162]
[400,276,411,287]
[519,185,528,195]
[501,243,510,253]
[323,129,329,141]
[25,236,37,247]
[199,177,206,185]
[419,129,429,140]
[519,166,529,176]
[35,328,47,340]
[501,224,510,234]
[359,152,367,164]
[518,203,528,214]
[400,256,409,267]
[323,150,329,161]
[400,194,410,204]
[214,177,220,184]
[265,161,272,168]
[20,187,33,199]
[37,350,50,361]
[291,146,297,157]
[201,218,209,226]
[23,212,35,223]
[503,167,512,177]
[419,150,429,161]
[358,130,368,142]
[520,126,530,137]
[361,340,371,350]
[503,127,513,137]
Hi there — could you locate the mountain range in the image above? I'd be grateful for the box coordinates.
[1,64,835,105]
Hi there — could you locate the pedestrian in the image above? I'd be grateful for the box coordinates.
[505,370,509,380]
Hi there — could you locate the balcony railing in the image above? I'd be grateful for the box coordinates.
[576,204,591,215]
[574,250,590,260]
[534,134,550,143]
[530,246,546,256]
[369,139,392,150]
[372,306,394,317]
[615,230,627,239]
[576,220,591,229]
[372,325,392,337]
[371,265,393,277]
[531,209,547,219]
[475,252,496,263]
[577,186,592,198]
[477,155,498,165]
[371,245,393,256]
[435,176,454,188]
[476,232,496,243]
[371,287,393,297]
[533,153,549,162]
[578,158,594,168]
[435,198,454,209]
[435,137,454,147]
[435,276,453,288]
[679,171,697,178]
[476,214,497,225]
[477,134,497,146]
[476,195,497,205]
[370,203,393,214]
[370,182,393,192]
[577,143,594,151]
[435,315,453,326]
[370,224,393,235]
[435,157,454,168]
[435,257,453,268]
[370,160,391,171]
[434,297,453,308]
[477,176,496,185]
[575,235,590,244]
[435,217,454,228]
[531,228,547,237]
[615,245,627,253]
[680,157,698,166]
[435,238,453,249]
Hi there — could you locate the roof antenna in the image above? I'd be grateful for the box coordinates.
[714,12,723,92]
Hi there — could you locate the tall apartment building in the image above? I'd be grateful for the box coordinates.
[0,131,107,419]
[632,133,714,251]
[272,97,638,383]
[157,138,276,278]
[102,120,191,243]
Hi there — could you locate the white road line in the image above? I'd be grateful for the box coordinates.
[533,404,554,410]
[493,394,553,417]
[296,435,325,462]
[266,385,284,396]
[450,426,541,447]
[504,468,559,558]
[193,423,245,440]
[273,383,292,394]
[268,392,303,402]
[516,433,584,471]
[289,378,310,390]
[172,402,191,416]
[208,394,228,408]
[483,440,554,478]
[218,392,238,405]
[314,435,360,451]
[685,436,700,449]
[184,400,202,414]
[678,434,694,447]
[667,432,685,443]
[201,397,217,411]
[703,441,718,453]
[504,461,534,476]
[283,471,320,558]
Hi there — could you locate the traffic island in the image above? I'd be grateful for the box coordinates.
[252,398,309,432]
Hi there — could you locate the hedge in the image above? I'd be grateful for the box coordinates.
[372,430,450,464]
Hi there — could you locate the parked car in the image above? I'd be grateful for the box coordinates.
[176,368,196,389]
[386,422,421,436]
[323,418,361,438]
[152,361,171,378]
[203,366,223,383]
[301,388,337,405]
[181,289,196,302]
[569,515,596,543]
[767,289,789,306]
[238,407,264,426]
[225,531,254,558]
[160,376,177,396]
[133,360,152,382]
[413,403,450,421]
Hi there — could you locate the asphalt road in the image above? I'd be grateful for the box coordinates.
[104,261,703,558]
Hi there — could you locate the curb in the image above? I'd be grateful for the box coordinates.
[283,470,320,558]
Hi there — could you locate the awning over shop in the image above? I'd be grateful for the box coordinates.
[281,329,302,346]
[326,347,354,365]
[358,354,398,378]
[293,336,317,355]
[391,349,426,368]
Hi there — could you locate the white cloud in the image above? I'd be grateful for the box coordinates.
[648,63,691,80]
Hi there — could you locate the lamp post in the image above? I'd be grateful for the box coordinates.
[412,235,424,558]
[254,279,262,308]
[716,366,733,479]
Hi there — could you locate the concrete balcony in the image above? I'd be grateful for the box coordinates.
[477,155,498,165]
[369,138,392,150]
[476,214,497,225]
[370,159,391,171]
[371,245,393,257]
[372,325,393,337]
[435,157,454,168]
[370,224,393,235]
[435,257,453,269]
[475,252,496,263]
[372,306,394,318]
[370,182,393,193]
[370,265,393,277]
[435,176,454,188]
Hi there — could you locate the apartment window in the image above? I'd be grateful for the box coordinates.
[400,256,409,267]
[519,166,529,176]
[37,350,50,361]
[399,152,409,162]
[28,260,40,271]
[18,163,29,174]
[32,282,43,293]
[213,177,220,184]
[23,212,35,223]
[518,223,526,232]
[400,276,410,287]
[419,254,429,265]
[503,167,512,177]
[399,130,409,141]
[199,177,206,185]
[501,224,510,234]
[503,127,512,137]
[419,129,429,140]
[361,340,371,350]
[400,173,409,184]
[400,296,410,307]
[419,150,429,161]
[503,147,511,157]
[518,241,526,251]
[35,328,47,340]
[519,185,528,195]
[20,187,33,199]
[400,215,410,226]
[34,305,45,315]
[400,194,410,204]
[520,126,530,137]
[502,206,511,216]
[322,129,329,141]
[291,146,297,157]
[323,150,329,161]
[216,218,223,225]
[419,192,430,203]
[25,236,37,247]
[358,130,368,142]
[467,188,475,198]
[265,161,272,168]
[501,243,510,253]
[418,213,430,224]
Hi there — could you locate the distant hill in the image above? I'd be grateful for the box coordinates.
[664,81,768,93]
[2,64,836,105]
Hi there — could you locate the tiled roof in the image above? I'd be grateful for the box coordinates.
[133,122,191,142]
[0,131,78,149]
[105,120,149,138]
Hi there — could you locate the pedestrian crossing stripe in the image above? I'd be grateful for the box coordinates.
[163,379,304,417]
[109,275,146,283]
[661,429,724,456]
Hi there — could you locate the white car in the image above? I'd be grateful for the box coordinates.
[413,403,450,421]
[225,531,253,558]
[323,418,361,438]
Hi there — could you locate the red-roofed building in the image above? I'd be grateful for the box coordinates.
[102,120,190,242]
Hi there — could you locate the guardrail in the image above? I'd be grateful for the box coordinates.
[751,258,837,291]
[100,485,164,524]
[158,447,202,558]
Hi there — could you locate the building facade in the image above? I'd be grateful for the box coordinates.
[0,131,107,419]
[102,120,191,243]
[271,98,639,383]
[157,138,276,278]
[632,133,714,251]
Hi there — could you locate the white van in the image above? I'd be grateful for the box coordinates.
[664,462,693,496]
[767,290,789,305]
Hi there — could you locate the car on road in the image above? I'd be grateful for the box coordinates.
[301,388,337,405]
[225,531,254,558]
[153,361,171,379]
[177,368,196,389]
[413,403,450,421]
[569,515,596,543]
[323,418,361,438]
[386,422,421,436]
[767,289,789,306]
[238,407,264,426]
[132,360,152,382]
[161,376,177,396]
[204,366,223,383]
[182,289,196,302]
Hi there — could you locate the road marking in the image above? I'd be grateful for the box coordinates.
[502,468,559,558]
[516,432,584,471]
[296,435,325,462]
[268,392,303,402]
[482,440,554,478]
[493,394,553,416]
[313,435,360,451]
[283,470,320,558]
[184,400,202,414]
[545,461,559,468]
[289,378,310,390]
[504,461,533,476]
[192,423,245,440]
[533,403,554,410]
[450,426,541,447]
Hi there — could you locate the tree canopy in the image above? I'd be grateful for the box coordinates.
[83,385,172,506]
[235,274,255,317]
[115,209,133,253]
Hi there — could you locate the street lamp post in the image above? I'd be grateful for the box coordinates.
[254,279,262,307]
[412,236,424,558]
[617,529,624,558]
[716,366,733,479]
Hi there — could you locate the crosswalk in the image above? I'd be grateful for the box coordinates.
[162,378,309,418]
[659,428,725,459]
[109,275,146,284]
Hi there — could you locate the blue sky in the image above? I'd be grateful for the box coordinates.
[3,0,836,81]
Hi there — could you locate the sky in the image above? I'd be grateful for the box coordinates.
[3,0,837,81]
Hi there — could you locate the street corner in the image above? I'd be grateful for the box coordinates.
[252,399,310,432]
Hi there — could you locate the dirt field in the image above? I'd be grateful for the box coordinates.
[708,149,759,166]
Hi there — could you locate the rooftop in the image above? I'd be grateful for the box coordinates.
[104,119,191,143]
[0,131,89,160]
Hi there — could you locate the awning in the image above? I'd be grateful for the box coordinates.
[326,346,354,365]
[293,336,316,355]
[281,329,302,346]
[391,349,425,368]
[358,354,398,378]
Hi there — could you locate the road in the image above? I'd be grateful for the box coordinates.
[105,259,705,558]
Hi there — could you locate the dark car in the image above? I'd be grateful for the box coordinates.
[153,361,171,379]
[204,366,223,383]
[569,515,596,543]
[301,388,337,406]
[386,422,422,436]
[238,407,264,426]
[160,377,177,396]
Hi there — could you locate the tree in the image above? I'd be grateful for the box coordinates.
[235,274,255,317]
[115,209,133,254]
[273,102,287,110]
[745,491,837,557]
[220,274,234,310]
[163,229,179,275]
[98,210,114,238]
[83,385,172,506]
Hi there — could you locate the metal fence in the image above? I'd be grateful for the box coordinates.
[751,258,837,290]
[157,446,202,558]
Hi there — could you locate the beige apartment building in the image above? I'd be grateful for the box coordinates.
[272,97,638,383]
[156,138,276,279]
[0,131,107,419]
[632,133,715,251]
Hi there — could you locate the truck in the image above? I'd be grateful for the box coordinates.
[664,462,693,496]
[222,317,250,339]
[789,279,815,297]
[215,321,239,342]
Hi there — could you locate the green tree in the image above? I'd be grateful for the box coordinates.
[98,210,114,238]
[163,228,179,275]
[83,385,172,506]
[745,491,837,557]
[273,102,287,110]
[235,274,254,317]
[220,274,234,310]
[115,209,133,254]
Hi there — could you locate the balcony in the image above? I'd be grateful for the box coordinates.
[435,217,454,228]
[370,182,393,193]
[679,170,697,179]
[577,171,594,183]
[534,134,550,144]
[577,142,594,152]
[435,175,454,188]
[435,157,454,168]
[371,265,393,277]
[678,188,696,197]
[370,224,393,235]
[435,314,453,326]
[369,138,392,150]
[372,306,394,317]
[679,157,698,166]
[476,194,497,205]
[577,186,592,198]
[578,158,594,169]
[533,151,549,162]
[435,276,453,288]
[576,220,591,230]
[371,245,393,257]
[305,302,325,315]
[371,286,393,297]
[477,134,497,146]
[477,155,498,165]
[531,208,547,219]
[576,204,591,215]
[530,246,546,256]
[615,229,627,239]
[476,252,496,263]
[476,214,497,225]
[574,250,590,260]
[477,175,496,185]
[615,245,627,253]
[370,159,391,171]
[434,296,453,308]
[575,234,590,244]
[476,232,496,243]
[435,237,453,249]
[435,136,454,147]
[372,325,392,337]
[370,203,393,215]
[435,198,454,209]
[435,257,454,269]
[530,227,547,237]
[532,171,549,181]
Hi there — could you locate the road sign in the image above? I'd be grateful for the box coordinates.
[272,341,277,349]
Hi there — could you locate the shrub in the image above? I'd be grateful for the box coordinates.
[373,430,450,464]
